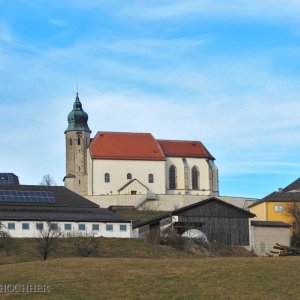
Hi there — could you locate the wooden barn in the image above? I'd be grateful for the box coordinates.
[133,197,255,246]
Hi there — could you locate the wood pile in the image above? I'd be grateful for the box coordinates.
[266,243,300,257]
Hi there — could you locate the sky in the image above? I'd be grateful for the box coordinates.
[1,0,300,198]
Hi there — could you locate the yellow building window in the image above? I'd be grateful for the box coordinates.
[274,205,284,212]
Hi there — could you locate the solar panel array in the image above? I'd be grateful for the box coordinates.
[0,190,56,203]
[0,173,19,185]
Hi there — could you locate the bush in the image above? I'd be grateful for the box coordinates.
[72,232,99,257]
[0,230,13,255]
[159,229,187,250]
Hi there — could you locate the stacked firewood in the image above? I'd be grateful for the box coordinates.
[266,243,300,257]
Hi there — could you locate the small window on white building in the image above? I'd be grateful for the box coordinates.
[127,173,132,180]
[22,223,29,230]
[8,223,15,230]
[92,224,100,231]
[192,166,199,190]
[120,224,127,231]
[169,165,176,189]
[274,205,284,212]
[36,223,44,230]
[65,224,72,231]
[148,174,154,183]
[51,223,58,230]
[104,173,110,183]
[106,224,113,231]
[78,224,86,231]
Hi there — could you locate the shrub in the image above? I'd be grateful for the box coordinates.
[72,231,99,257]
[0,229,13,256]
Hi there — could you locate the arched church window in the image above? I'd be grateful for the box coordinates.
[104,173,110,183]
[69,138,72,145]
[77,137,81,145]
[127,173,132,180]
[148,174,154,183]
[192,166,199,190]
[169,165,176,189]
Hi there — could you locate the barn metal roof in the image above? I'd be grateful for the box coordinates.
[133,197,255,229]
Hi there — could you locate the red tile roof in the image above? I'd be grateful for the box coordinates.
[89,132,166,160]
[89,132,214,160]
[157,139,214,159]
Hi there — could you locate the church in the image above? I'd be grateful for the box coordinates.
[64,94,219,208]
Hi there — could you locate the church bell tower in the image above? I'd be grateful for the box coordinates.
[64,93,91,196]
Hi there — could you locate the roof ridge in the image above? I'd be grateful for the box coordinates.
[158,139,201,143]
[97,131,153,135]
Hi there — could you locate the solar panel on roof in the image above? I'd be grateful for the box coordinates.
[0,190,56,203]
[0,173,19,185]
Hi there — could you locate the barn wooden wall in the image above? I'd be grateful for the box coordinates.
[177,201,250,245]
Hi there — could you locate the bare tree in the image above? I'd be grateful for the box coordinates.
[0,223,13,255]
[286,203,300,247]
[40,174,56,186]
[37,221,62,260]
[72,231,99,257]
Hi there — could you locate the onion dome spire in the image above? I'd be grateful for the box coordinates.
[65,93,91,133]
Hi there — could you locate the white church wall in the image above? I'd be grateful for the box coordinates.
[85,194,147,208]
[88,158,166,195]
[85,194,256,210]
[1,220,132,238]
[165,157,212,195]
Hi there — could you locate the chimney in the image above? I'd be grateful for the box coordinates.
[278,188,283,193]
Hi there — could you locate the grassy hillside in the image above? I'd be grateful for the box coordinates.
[0,238,196,265]
[0,256,299,299]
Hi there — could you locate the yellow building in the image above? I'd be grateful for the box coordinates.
[249,178,300,224]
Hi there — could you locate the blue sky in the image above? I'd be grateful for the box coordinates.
[1,0,300,198]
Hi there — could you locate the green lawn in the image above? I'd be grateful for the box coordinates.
[0,256,299,299]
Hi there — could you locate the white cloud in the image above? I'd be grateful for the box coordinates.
[49,19,68,27]
[117,0,300,22]
[0,22,14,44]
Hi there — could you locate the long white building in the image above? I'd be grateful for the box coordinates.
[0,174,132,238]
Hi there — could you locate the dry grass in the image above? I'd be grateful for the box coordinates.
[0,238,196,265]
[0,256,299,299]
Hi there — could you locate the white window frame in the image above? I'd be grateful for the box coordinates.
[274,205,284,212]
[22,223,30,230]
[64,223,72,231]
[7,223,15,230]
[106,224,113,231]
[120,224,127,231]
[78,224,86,231]
[92,224,100,231]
